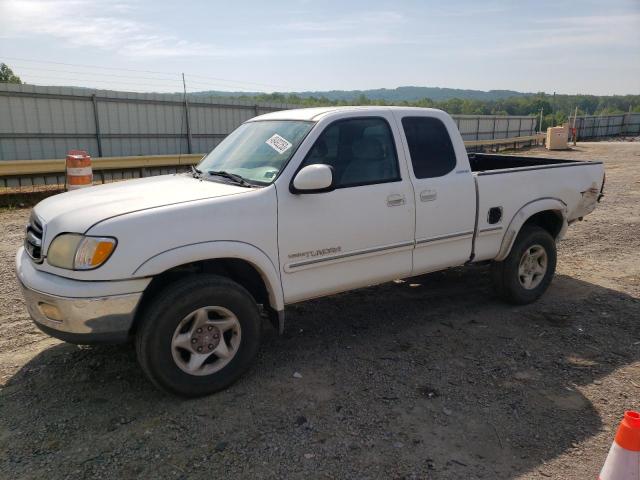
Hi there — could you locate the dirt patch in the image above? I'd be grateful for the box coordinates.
[0,142,638,479]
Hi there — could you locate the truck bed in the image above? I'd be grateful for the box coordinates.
[468,153,593,173]
[470,151,604,263]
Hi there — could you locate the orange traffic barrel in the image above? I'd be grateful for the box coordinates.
[599,410,640,479]
[65,150,93,190]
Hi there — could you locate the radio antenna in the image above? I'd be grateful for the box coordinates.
[178,72,192,169]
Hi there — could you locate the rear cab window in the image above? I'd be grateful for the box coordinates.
[401,117,457,178]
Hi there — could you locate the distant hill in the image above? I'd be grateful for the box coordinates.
[191,86,531,102]
[188,87,640,125]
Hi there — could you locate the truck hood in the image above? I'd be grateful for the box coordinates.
[34,174,250,234]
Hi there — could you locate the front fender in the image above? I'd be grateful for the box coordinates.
[494,198,568,262]
[132,241,284,311]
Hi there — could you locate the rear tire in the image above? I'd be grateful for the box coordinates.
[135,274,262,397]
[491,226,557,305]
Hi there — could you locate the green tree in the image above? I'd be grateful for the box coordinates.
[237,90,640,118]
[0,63,22,84]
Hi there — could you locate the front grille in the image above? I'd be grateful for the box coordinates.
[25,213,44,263]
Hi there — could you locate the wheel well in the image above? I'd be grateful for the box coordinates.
[131,258,271,333]
[522,210,564,238]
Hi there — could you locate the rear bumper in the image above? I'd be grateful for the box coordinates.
[16,247,148,344]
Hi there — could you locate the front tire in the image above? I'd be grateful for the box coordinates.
[491,226,557,305]
[135,274,262,397]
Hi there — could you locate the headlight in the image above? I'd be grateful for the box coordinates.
[47,234,117,270]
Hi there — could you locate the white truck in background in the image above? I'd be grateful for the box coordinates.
[16,106,605,397]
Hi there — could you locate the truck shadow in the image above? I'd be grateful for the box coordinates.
[2,267,639,479]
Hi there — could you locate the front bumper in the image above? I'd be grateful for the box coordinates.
[20,282,141,343]
[16,247,148,344]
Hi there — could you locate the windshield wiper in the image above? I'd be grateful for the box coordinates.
[191,165,203,178]
[208,170,252,187]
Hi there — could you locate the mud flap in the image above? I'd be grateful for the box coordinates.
[267,308,285,335]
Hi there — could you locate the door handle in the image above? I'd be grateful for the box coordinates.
[386,194,405,207]
[420,189,437,202]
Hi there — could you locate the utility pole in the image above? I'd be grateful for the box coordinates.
[539,107,544,134]
[572,106,578,145]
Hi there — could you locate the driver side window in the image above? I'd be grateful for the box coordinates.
[301,117,400,188]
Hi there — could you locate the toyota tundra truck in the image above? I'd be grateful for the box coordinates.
[16,107,605,397]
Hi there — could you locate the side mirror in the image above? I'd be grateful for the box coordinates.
[291,164,335,193]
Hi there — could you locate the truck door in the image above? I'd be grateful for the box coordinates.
[276,113,415,304]
[395,113,476,274]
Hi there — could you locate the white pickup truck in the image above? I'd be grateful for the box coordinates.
[17,107,605,396]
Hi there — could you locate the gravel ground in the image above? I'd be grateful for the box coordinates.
[0,142,639,479]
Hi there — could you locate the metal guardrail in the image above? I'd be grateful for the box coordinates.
[0,135,545,189]
[0,154,203,176]
[464,133,544,148]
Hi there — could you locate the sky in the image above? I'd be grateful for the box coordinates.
[0,0,639,95]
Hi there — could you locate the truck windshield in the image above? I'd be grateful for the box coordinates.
[197,120,314,186]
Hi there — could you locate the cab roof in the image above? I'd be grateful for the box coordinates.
[251,106,445,122]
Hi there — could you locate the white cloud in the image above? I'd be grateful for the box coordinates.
[0,0,263,57]
[461,12,640,57]
[425,4,510,18]
[282,11,406,32]
[272,10,417,52]
[0,0,410,57]
[535,13,640,28]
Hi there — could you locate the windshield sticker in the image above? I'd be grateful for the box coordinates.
[265,134,292,154]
